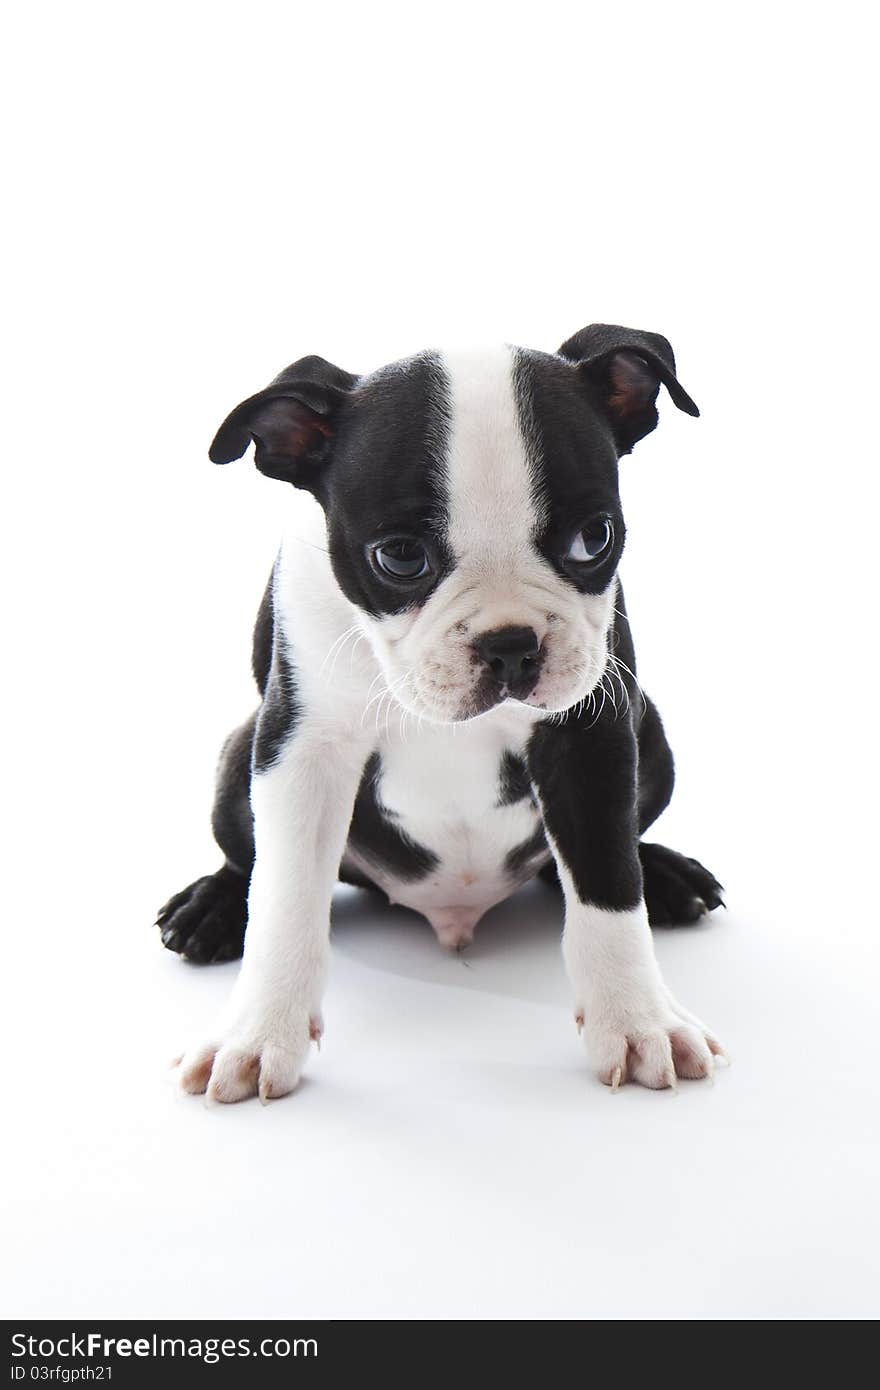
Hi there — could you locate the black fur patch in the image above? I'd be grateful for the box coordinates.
[252,630,300,773]
[321,354,454,618]
[528,694,643,911]
[512,348,626,597]
[506,824,549,878]
[251,573,274,696]
[496,750,534,807]
[636,694,676,834]
[347,754,439,882]
[211,714,256,873]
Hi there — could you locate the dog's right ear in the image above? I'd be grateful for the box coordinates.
[209,355,358,489]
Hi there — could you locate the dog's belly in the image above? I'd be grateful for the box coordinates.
[342,708,551,948]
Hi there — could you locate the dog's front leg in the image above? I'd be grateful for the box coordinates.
[178,715,370,1104]
[529,712,723,1090]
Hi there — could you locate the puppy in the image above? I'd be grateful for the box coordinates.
[159,324,725,1103]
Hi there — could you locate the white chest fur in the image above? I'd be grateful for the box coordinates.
[345,705,549,949]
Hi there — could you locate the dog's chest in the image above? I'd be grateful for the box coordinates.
[344,710,549,947]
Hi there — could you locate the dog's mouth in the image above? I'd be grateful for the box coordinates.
[399,668,579,726]
[459,670,544,719]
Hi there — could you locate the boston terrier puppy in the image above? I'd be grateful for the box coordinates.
[159,324,726,1103]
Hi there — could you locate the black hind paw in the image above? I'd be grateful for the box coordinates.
[639,842,724,927]
[156,866,247,963]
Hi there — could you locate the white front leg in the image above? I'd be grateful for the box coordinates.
[178,724,369,1103]
[556,860,724,1089]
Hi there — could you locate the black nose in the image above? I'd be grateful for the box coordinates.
[475,626,542,693]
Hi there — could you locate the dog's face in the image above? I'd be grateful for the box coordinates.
[210,325,698,724]
[321,348,627,723]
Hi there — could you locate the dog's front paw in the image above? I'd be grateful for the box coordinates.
[176,1010,322,1104]
[576,992,725,1091]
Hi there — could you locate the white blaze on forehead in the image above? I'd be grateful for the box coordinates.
[440,347,542,570]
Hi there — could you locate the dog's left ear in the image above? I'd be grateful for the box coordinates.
[209,355,358,489]
[558,324,699,453]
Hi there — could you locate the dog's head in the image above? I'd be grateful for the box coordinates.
[210,325,698,723]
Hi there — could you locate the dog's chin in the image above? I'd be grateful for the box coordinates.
[390,674,601,727]
[382,682,505,727]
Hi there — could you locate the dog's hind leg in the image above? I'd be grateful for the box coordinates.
[157,715,255,963]
[636,694,675,834]
[635,695,724,925]
[157,865,248,963]
[639,842,724,926]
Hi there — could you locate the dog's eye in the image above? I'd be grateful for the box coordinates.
[566,518,613,565]
[371,538,431,582]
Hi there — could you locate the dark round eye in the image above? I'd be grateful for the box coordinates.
[371,537,431,582]
[566,518,613,564]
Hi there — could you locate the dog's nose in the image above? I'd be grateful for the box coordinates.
[475,626,542,694]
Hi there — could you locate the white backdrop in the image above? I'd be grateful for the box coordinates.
[3,1,878,1320]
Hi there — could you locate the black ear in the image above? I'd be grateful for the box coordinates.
[558,324,699,453]
[209,355,358,488]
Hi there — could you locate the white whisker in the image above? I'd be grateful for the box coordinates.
[319,624,360,680]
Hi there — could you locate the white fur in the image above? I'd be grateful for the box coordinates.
[551,849,721,1088]
[343,702,548,947]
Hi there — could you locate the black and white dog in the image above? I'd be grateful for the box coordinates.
[160,324,725,1103]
